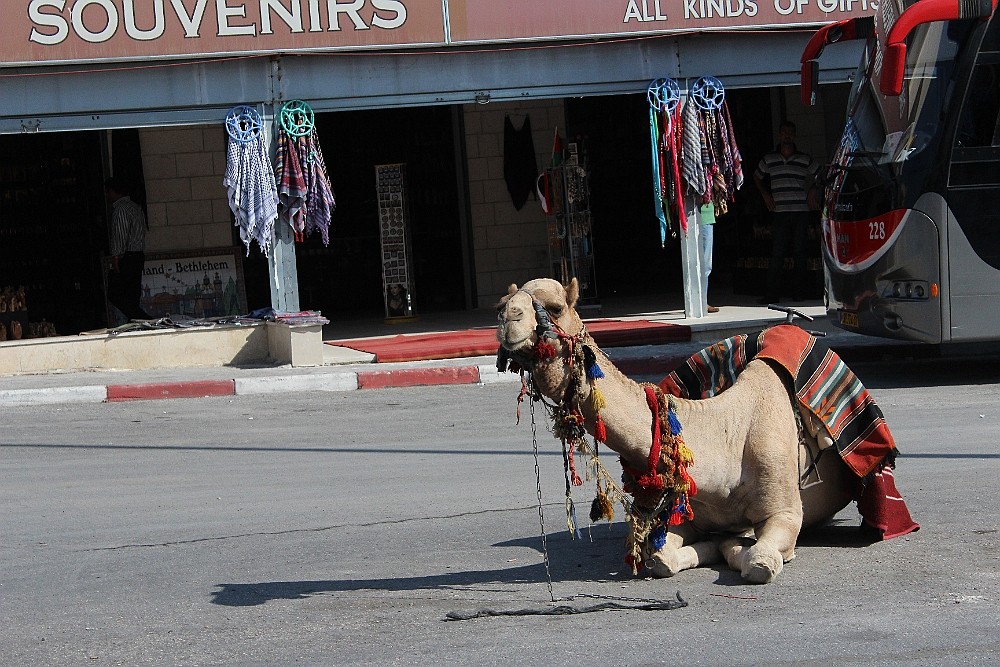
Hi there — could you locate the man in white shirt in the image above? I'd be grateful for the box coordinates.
[105,177,150,321]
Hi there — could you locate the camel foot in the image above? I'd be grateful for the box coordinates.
[646,541,721,578]
[741,546,784,584]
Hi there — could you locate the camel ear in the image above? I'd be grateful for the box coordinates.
[564,278,579,308]
[507,283,518,296]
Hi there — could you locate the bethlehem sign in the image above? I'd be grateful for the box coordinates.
[138,250,247,320]
[8,0,876,66]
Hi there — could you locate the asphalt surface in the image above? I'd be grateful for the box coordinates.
[2,357,999,665]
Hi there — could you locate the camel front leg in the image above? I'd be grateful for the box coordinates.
[645,522,721,577]
[719,510,801,583]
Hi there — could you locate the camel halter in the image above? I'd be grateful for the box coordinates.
[496,287,695,576]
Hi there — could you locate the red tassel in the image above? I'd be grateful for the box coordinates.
[594,415,607,443]
[535,339,557,360]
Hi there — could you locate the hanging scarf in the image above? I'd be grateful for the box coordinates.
[223,133,278,257]
[275,127,335,245]
[649,106,670,245]
[298,128,336,246]
[680,100,707,199]
[275,129,307,239]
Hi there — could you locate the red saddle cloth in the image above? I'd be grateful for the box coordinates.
[659,324,919,540]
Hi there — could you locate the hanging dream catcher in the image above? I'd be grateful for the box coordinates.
[279,100,315,137]
[225,105,263,144]
[690,76,725,111]
[647,77,682,114]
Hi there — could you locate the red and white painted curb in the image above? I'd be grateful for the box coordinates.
[0,363,523,406]
[0,342,927,407]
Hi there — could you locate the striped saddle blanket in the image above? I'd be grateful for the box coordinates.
[658,324,918,539]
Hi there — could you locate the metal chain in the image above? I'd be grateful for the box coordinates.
[530,393,556,603]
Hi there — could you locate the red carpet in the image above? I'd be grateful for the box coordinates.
[326,319,691,363]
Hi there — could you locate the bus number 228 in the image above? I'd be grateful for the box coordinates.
[869,221,886,240]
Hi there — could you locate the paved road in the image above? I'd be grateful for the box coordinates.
[2,356,999,666]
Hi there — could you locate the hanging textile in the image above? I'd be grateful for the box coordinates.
[274,115,336,245]
[299,128,336,246]
[274,129,307,236]
[503,114,537,211]
[680,99,707,202]
[647,78,686,241]
[679,77,744,216]
[223,106,278,257]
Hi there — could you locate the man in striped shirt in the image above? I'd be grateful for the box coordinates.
[105,177,150,321]
[753,120,821,303]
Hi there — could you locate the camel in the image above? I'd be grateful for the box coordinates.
[496,277,883,584]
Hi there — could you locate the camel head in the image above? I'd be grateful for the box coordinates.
[495,277,584,366]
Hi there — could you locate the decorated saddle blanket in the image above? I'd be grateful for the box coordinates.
[658,324,918,539]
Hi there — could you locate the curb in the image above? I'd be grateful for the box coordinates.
[106,379,236,402]
[0,364,524,407]
[0,341,933,407]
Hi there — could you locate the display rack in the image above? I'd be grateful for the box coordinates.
[543,140,598,306]
[375,163,418,322]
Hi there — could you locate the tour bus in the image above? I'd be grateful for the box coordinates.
[800,0,1000,343]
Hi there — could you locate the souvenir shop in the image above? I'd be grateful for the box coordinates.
[0,1,871,337]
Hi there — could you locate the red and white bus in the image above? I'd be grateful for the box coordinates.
[802,0,1000,343]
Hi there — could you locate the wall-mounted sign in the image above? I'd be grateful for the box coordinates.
[128,248,247,322]
[6,0,878,66]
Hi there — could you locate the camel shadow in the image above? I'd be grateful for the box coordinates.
[211,520,882,605]
[211,528,629,608]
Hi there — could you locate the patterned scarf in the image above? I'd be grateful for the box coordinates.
[223,133,278,257]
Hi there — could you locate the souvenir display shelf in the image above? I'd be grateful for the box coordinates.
[544,141,598,306]
[376,163,418,322]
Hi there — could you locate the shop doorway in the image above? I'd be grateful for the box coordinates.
[0,130,116,336]
[242,105,466,317]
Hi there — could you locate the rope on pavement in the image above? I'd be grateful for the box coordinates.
[444,591,687,620]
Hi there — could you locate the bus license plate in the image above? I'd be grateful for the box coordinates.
[840,310,859,328]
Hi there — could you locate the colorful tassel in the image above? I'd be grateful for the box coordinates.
[535,338,557,360]
[594,414,607,443]
[651,524,667,551]
[590,386,606,412]
[583,345,605,380]
[589,482,615,522]
[667,409,682,436]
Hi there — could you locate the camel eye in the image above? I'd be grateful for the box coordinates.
[551,306,564,317]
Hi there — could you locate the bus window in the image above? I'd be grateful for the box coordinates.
[955,62,1000,147]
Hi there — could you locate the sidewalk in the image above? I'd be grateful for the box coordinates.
[0,298,929,406]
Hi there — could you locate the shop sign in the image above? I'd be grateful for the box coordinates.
[133,248,247,322]
[448,0,879,42]
[6,0,877,66]
[9,0,447,65]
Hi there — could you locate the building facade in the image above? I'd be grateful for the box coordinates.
[0,1,873,334]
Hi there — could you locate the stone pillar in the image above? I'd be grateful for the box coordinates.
[680,198,705,318]
[262,105,300,313]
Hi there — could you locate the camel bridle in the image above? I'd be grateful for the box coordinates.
[496,288,588,375]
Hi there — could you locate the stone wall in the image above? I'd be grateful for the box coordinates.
[462,99,566,306]
[138,125,235,253]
